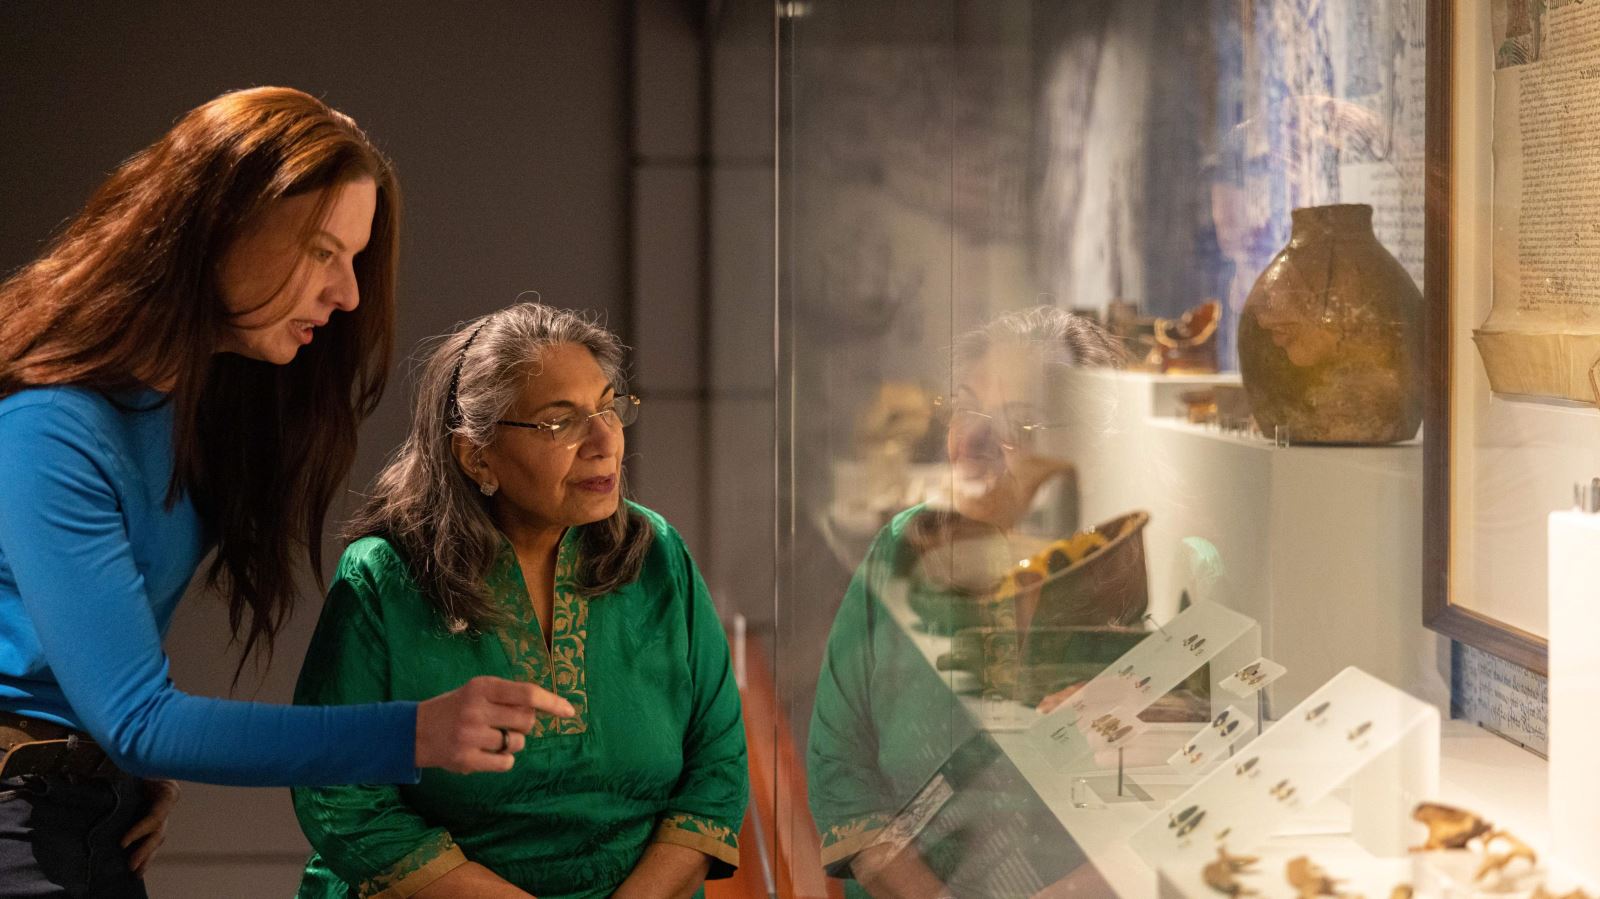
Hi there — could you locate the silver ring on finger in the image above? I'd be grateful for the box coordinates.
[497,727,511,754]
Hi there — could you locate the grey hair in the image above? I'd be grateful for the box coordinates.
[348,302,653,629]
[953,305,1127,378]
[951,305,1127,443]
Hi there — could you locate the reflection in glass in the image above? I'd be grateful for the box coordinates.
[807,309,1135,897]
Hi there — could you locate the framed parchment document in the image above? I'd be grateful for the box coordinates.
[1423,0,1600,675]
[1475,0,1600,401]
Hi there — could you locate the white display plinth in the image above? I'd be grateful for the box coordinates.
[1548,509,1600,890]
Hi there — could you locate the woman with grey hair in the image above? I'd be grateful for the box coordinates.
[807,307,1124,898]
[290,303,747,899]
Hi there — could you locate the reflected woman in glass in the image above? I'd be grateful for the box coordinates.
[807,307,1127,898]
[292,303,747,899]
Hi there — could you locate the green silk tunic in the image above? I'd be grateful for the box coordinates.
[292,504,746,899]
[806,506,978,891]
[806,506,1091,898]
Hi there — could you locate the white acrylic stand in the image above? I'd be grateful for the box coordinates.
[1025,601,1260,770]
[1130,667,1440,898]
[1549,509,1600,889]
[1167,704,1256,774]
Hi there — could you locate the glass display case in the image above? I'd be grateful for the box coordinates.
[763,1,1595,896]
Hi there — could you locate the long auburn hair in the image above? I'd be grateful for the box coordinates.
[348,303,653,631]
[0,87,400,678]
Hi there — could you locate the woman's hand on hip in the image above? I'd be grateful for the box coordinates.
[415,676,575,773]
[121,778,180,877]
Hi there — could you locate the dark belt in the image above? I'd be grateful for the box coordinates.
[0,711,120,781]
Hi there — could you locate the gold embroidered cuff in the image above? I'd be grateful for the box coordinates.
[360,835,468,899]
[653,813,741,872]
[818,811,894,871]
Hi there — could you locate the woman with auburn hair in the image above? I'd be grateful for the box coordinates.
[291,303,747,899]
[0,88,570,895]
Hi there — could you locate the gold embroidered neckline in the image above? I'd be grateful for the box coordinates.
[490,529,590,736]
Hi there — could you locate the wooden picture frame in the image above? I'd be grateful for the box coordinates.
[1422,0,1548,676]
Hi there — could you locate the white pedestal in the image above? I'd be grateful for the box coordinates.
[1548,510,1600,889]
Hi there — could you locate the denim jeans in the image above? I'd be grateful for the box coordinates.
[0,774,149,898]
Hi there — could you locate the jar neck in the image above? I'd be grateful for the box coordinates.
[1289,204,1375,241]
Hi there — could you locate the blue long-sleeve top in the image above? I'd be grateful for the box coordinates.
[0,386,419,787]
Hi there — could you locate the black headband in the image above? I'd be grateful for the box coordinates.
[445,321,488,429]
